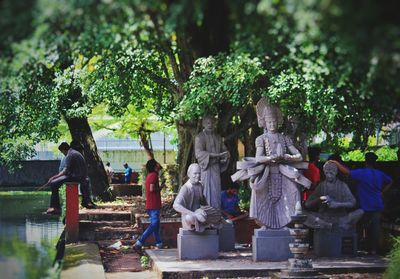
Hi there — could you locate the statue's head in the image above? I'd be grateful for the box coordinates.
[202,115,216,133]
[256,97,283,132]
[323,162,338,182]
[187,163,201,184]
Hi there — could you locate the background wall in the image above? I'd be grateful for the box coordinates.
[99,150,176,172]
[0,161,59,188]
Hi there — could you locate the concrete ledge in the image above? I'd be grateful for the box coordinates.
[111,184,142,196]
[61,242,105,279]
[147,249,388,279]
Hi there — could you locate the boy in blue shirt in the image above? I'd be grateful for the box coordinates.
[330,152,392,254]
[221,184,248,222]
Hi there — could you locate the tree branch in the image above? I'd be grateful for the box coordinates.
[148,11,185,95]
[139,65,180,95]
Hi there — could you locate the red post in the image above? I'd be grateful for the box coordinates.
[65,182,79,243]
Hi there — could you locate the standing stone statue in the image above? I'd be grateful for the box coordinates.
[173,163,223,232]
[232,97,311,229]
[195,116,230,209]
[304,162,364,230]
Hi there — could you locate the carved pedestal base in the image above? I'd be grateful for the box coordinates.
[314,228,357,257]
[177,228,219,260]
[219,222,235,252]
[252,228,294,261]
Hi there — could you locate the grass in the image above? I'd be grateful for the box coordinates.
[0,190,50,196]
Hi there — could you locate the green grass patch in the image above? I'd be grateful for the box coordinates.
[0,191,50,196]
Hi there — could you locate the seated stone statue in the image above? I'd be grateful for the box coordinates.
[173,163,223,232]
[304,162,364,230]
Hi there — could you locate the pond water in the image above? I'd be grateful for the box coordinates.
[0,192,64,279]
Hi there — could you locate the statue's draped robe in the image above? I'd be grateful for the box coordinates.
[232,133,311,229]
[195,131,229,209]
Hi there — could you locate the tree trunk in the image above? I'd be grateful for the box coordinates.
[65,117,114,202]
[243,125,259,157]
[175,121,198,187]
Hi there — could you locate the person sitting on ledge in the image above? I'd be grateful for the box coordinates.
[46,142,96,214]
[304,161,364,230]
[221,184,248,222]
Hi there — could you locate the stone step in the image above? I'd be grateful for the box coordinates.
[94,204,133,210]
[79,210,132,221]
[79,220,140,241]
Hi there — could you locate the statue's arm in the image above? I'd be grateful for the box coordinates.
[254,136,276,163]
[326,182,356,208]
[284,145,302,162]
[255,145,276,164]
[173,188,195,215]
[195,135,224,159]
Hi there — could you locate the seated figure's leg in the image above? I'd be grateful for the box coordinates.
[231,211,249,222]
[79,178,92,205]
[338,209,364,230]
[184,214,197,230]
[304,213,332,229]
[348,209,364,225]
[49,175,69,209]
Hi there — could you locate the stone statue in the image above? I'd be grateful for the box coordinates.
[173,163,223,232]
[231,97,311,229]
[195,116,230,209]
[304,162,364,230]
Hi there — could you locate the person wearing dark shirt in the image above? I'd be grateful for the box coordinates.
[134,159,164,254]
[123,163,133,184]
[221,184,248,222]
[46,142,96,214]
[331,152,392,254]
[303,146,321,203]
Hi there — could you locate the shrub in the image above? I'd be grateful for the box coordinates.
[384,237,400,279]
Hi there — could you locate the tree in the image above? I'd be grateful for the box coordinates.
[2,0,400,191]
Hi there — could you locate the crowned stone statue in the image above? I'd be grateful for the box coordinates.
[232,97,311,229]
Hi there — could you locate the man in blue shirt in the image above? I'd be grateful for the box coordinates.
[221,184,248,222]
[331,152,392,254]
[123,163,132,184]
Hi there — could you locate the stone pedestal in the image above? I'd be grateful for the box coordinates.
[314,228,357,257]
[252,228,294,261]
[177,228,219,260]
[219,222,235,251]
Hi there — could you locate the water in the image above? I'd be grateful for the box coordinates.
[0,192,64,279]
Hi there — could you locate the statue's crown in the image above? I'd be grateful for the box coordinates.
[256,97,283,128]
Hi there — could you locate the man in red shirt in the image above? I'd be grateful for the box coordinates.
[134,159,164,254]
[303,146,321,204]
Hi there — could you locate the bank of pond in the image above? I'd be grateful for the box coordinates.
[0,191,64,279]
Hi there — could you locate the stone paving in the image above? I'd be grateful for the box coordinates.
[147,248,387,279]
